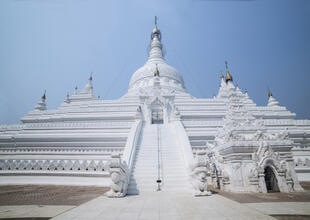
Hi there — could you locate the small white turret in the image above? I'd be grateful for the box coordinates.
[80,72,94,95]
[64,92,70,104]
[34,90,47,111]
[69,73,97,102]
[267,89,280,107]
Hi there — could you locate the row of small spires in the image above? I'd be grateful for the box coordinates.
[39,65,275,103]
[40,72,95,101]
[218,61,274,98]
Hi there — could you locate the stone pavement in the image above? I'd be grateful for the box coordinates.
[1,185,310,219]
[51,192,275,220]
[0,205,74,219]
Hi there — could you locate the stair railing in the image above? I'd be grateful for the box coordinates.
[157,124,162,190]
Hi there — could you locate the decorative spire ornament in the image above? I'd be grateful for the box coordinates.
[41,90,46,101]
[65,92,70,103]
[225,61,233,83]
[151,16,161,40]
[267,86,273,97]
[267,87,280,107]
[34,90,47,111]
[220,71,224,80]
[154,64,160,77]
[80,73,94,95]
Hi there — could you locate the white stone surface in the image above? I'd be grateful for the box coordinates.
[51,193,275,220]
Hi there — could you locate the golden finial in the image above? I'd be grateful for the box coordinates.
[89,72,93,81]
[151,16,161,40]
[225,61,233,83]
[41,90,46,100]
[153,16,158,34]
[267,86,273,97]
[154,64,160,77]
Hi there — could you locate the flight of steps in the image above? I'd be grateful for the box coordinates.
[160,124,192,192]
[127,123,191,195]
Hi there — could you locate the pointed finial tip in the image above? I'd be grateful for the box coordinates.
[267,86,273,97]
[42,90,46,100]
[220,70,224,79]
[224,61,233,83]
[89,72,93,81]
[152,16,161,39]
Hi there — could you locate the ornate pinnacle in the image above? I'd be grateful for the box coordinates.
[151,16,161,40]
[220,70,224,79]
[89,72,93,81]
[41,90,46,100]
[154,64,160,77]
[267,86,273,97]
[224,61,233,83]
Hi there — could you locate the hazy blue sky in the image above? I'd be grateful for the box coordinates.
[0,0,309,124]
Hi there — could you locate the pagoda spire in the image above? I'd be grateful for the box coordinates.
[225,61,233,83]
[41,90,46,101]
[34,90,47,111]
[151,16,161,40]
[148,16,164,63]
[220,70,226,88]
[267,87,280,107]
[64,92,70,103]
[268,86,273,98]
[81,73,94,95]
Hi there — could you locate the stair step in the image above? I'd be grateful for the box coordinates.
[128,124,192,193]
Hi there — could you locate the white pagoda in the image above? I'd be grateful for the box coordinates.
[0,19,309,196]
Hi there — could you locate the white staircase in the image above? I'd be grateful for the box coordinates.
[160,124,191,192]
[127,123,191,195]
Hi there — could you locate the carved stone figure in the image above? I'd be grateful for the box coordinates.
[105,154,129,198]
[190,151,211,196]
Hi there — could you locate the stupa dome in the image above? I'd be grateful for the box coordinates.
[128,22,185,92]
